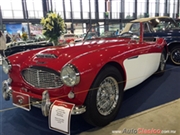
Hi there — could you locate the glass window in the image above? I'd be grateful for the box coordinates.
[64,0,71,19]
[82,0,89,12]
[52,0,63,11]
[72,0,80,12]
[82,0,89,19]
[166,0,170,14]
[159,0,165,16]
[111,0,121,19]
[98,0,105,19]
[72,0,81,19]
[0,0,12,10]
[90,0,95,19]
[169,0,175,17]
[149,0,156,17]
[174,0,178,16]
[26,0,43,18]
[0,0,23,18]
[129,23,140,33]
[52,0,64,18]
[26,0,43,11]
[137,0,146,18]
[124,0,135,19]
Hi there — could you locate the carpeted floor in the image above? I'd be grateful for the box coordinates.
[0,64,180,135]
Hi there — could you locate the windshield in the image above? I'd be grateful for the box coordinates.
[128,23,140,33]
[84,24,121,41]
[122,17,179,34]
[150,18,178,31]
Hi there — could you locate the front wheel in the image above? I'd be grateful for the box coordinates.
[83,66,124,127]
[170,46,180,65]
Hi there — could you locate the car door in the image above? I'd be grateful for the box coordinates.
[123,37,161,90]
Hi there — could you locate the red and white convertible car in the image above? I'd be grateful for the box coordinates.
[2,22,168,127]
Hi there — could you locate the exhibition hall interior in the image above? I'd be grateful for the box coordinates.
[0,0,180,135]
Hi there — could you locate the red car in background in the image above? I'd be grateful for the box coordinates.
[59,33,77,43]
[2,22,168,128]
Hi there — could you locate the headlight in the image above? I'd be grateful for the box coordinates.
[2,58,11,74]
[61,64,80,87]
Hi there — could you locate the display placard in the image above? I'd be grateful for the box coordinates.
[49,100,75,135]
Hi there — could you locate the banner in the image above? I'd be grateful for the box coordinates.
[6,23,29,35]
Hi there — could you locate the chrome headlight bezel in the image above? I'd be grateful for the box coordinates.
[60,64,80,87]
[2,58,11,74]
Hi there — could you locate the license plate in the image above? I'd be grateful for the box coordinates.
[12,91,31,111]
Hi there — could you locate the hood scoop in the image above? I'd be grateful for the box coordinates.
[36,53,57,59]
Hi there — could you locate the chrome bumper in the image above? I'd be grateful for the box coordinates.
[31,98,86,115]
[2,79,86,116]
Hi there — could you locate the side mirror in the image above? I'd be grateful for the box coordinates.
[131,35,139,40]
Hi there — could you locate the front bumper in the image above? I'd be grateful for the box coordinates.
[2,79,86,116]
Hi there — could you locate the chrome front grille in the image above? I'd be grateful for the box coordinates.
[22,67,63,89]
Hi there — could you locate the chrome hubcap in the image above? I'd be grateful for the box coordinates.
[96,77,119,116]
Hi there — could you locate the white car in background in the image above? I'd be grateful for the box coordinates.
[59,33,77,44]
[74,33,86,42]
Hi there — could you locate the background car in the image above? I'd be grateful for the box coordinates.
[5,42,53,56]
[2,22,168,128]
[176,19,180,27]
[6,40,47,48]
[121,16,180,65]
[100,30,116,37]
[74,32,99,42]
[74,33,86,42]
[59,33,77,43]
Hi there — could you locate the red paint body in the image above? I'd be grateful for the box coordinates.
[6,22,167,107]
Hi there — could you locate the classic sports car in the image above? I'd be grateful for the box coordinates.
[2,22,168,127]
[121,16,180,65]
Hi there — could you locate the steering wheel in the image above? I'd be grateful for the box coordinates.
[121,31,139,38]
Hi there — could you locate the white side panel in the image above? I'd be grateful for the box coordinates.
[124,53,161,90]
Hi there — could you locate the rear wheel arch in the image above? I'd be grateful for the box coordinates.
[168,42,180,51]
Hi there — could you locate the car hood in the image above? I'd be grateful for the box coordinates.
[8,38,130,70]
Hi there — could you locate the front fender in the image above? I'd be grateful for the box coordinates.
[69,48,126,104]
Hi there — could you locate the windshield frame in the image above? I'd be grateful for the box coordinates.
[83,24,121,41]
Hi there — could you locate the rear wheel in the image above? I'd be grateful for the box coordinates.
[83,66,124,127]
[170,46,180,65]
